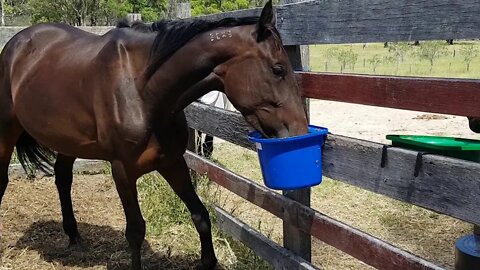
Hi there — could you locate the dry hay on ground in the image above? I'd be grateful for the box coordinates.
[0,174,210,270]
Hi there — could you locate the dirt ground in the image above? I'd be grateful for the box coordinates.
[0,174,206,270]
[309,100,479,143]
[0,101,478,269]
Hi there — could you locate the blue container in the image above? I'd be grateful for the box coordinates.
[455,234,480,270]
[248,125,328,190]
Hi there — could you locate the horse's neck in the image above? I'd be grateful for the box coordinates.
[143,26,251,119]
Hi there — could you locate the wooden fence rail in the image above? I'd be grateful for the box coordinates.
[299,73,480,118]
[199,0,480,45]
[215,207,320,270]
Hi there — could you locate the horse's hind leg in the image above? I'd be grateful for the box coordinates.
[0,140,14,206]
[0,119,23,207]
[54,154,82,246]
[158,157,217,270]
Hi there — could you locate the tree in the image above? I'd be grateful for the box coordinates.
[460,44,479,72]
[333,48,358,73]
[414,41,447,72]
[388,42,411,73]
[191,0,250,16]
[100,0,131,25]
[131,0,167,22]
[28,0,166,25]
[388,42,410,63]
[29,0,72,24]
[368,54,382,74]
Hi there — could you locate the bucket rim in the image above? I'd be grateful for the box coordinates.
[248,125,328,144]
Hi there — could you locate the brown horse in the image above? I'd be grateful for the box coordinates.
[0,1,307,269]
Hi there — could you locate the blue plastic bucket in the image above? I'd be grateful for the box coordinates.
[248,125,328,190]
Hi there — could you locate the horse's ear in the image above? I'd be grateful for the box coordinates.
[256,0,276,42]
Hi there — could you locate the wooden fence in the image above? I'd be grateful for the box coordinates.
[184,0,480,269]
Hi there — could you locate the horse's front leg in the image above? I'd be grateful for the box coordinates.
[111,160,145,270]
[158,157,217,270]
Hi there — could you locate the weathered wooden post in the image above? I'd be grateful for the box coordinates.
[280,0,312,262]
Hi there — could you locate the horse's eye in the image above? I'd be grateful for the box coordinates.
[271,65,286,77]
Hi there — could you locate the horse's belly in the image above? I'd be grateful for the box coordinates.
[13,91,112,160]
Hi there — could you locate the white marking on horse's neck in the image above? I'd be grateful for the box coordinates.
[209,30,233,42]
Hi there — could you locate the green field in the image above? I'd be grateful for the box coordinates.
[310,41,480,78]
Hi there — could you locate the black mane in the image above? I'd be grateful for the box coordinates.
[118,17,259,78]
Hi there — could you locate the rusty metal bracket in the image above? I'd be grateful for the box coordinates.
[414,152,432,177]
[380,145,392,168]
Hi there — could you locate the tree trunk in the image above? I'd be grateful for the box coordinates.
[1,0,5,26]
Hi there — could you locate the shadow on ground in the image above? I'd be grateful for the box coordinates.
[10,220,208,270]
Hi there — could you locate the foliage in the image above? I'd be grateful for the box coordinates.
[413,41,448,72]
[25,0,167,25]
[460,44,479,71]
[367,54,382,74]
[137,172,272,269]
[330,47,358,72]
[4,0,29,16]
[388,42,411,73]
[191,0,250,16]
[6,0,263,25]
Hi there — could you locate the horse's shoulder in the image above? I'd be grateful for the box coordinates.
[95,29,151,70]
[94,32,129,66]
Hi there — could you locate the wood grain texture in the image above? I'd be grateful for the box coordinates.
[185,102,254,150]
[197,0,480,45]
[185,152,444,270]
[282,189,311,261]
[300,72,480,117]
[322,134,480,226]
[215,207,320,270]
[184,103,480,225]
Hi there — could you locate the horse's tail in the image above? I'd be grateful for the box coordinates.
[16,132,56,176]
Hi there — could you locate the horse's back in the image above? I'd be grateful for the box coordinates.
[1,23,157,160]
[0,24,136,159]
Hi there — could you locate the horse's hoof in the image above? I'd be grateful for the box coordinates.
[67,235,85,249]
[196,258,218,270]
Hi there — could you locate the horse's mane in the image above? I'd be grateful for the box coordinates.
[117,16,259,78]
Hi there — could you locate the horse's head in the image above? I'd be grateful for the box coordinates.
[214,1,308,138]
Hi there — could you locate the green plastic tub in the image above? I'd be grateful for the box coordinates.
[386,135,480,162]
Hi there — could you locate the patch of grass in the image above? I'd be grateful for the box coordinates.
[137,171,272,270]
[9,151,18,164]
